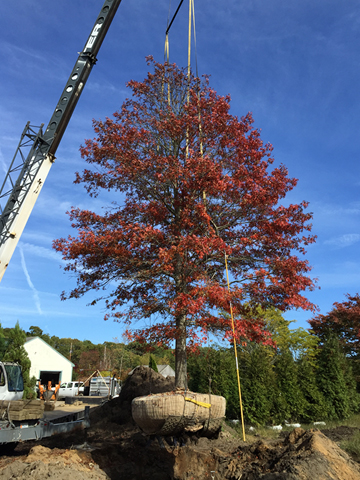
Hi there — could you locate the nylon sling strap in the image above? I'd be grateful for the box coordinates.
[185,396,211,409]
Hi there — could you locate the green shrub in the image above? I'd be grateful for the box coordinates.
[149,354,158,373]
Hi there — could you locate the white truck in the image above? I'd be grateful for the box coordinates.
[0,362,24,401]
[58,381,85,399]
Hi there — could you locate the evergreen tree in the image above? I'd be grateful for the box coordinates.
[187,349,207,393]
[297,356,328,422]
[149,354,158,373]
[317,332,352,420]
[341,351,360,414]
[274,349,306,422]
[0,323,7,358]
[309,293,360,386]
[240,345,277,425]
[27,326,54,347]
[27,326,44,338]
[188,347,239,419]
[208,348,239,419]
[4,322,36,399]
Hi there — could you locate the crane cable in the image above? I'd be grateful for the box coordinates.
[164,0,186,64]
[164,0,205,202]
[164,0,246,440]
[225,254,246,441]
[165,0,216,432]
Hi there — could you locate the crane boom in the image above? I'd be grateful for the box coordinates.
[0,0,122,281]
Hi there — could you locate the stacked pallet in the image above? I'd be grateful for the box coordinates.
[0,399,44,421]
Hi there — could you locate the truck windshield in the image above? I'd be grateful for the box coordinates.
[4,364,24,392]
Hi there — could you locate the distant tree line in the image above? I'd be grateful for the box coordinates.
[24,326,175,382]
[2,292,360,416]
[187,306,360,425]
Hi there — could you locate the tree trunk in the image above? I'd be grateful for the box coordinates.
[175,314,187,389]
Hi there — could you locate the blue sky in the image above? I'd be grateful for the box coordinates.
[1,0,360,343]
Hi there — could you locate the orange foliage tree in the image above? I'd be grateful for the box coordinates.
[309,293,360,358]
[53,59,317,388]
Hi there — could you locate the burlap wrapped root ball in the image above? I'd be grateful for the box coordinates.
[132,391,226,435]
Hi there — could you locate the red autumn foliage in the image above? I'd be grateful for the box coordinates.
[53,59,317,387]
[308,293,360,358]
[77,349,100,375]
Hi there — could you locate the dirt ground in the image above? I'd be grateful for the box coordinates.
[1,367,360,480]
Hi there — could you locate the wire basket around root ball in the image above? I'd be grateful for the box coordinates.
[132,391,226,436]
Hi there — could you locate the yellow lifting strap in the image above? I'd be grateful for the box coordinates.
[185,397,211,409]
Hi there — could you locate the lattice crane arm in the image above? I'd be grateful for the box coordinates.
[0,0,122,282]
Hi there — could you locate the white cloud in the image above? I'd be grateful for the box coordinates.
[0,40,67,82]
[20,242,64,263]
[321,205,360,216]
[86,81,125,95]
[0,302,91,319]
[324,233,360,248]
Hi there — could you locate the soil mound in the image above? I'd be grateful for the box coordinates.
[0,445,109,479]
[120,365,176,401]
[322,425,360,443]
[3,425,360,479]
[212,427,360,480]
[89,365,175,426]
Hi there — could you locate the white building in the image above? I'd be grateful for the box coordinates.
[24,337,74,386]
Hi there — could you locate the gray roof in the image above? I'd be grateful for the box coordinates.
[128,365,175,377]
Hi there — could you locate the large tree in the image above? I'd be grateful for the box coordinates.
[263,307,319,364]
[316,332,355,420]
[53,59,316,388]
[309,293,360,359]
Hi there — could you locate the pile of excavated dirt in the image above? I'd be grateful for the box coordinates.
[2,367,360,479]
[90,365,176,426]
[215,427,360,480]
[0,445,108,479]
[3,426,360,479]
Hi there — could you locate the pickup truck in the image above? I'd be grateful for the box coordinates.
[58,381,84,399]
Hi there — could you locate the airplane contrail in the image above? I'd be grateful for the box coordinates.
[19,244,43,315]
